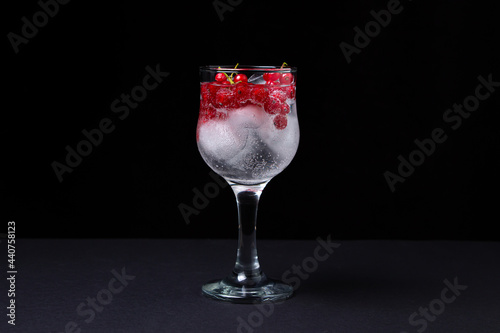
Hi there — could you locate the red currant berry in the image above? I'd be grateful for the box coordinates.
[215,73,227,82]
[264,98,283,115]
[273,114,288,130]
[234,74,248,83]
[215,88,236,108]
[266,80,279,85]
[251,86,269,105]
[208,82,221,97]
[263,72,280,81]
[235,83,251,104]
[269,89,287,103]
[280,103,290,115]
[285,84,296,99]
[280,73,293,84]
[200,83,211,102]
[267,72,281,81]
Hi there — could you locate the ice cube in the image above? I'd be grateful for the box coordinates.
[228,104,266,129]
[198,120,247,161]
[248,74,266,85]
[259,113,299,162]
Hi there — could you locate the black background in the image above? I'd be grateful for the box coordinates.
[4,0,499,240]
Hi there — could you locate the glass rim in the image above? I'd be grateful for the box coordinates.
[200,65,297,73]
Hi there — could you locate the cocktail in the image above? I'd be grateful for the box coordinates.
[197,65,299,303]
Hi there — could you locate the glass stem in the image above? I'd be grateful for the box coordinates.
[229,181,268,285]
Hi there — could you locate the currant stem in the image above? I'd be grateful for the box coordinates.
[217,66,235,84]
[224,73,235,84]
[230,63,239,80]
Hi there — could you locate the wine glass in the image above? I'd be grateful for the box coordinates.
[197,65,299,303]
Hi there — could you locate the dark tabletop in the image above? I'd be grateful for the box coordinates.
[4,239,500,332]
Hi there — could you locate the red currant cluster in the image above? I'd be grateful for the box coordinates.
[199,71,296,130]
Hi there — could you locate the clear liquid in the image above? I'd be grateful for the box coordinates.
[197,102,299,185]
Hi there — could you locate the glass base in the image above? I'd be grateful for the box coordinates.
[202,273,293,303]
